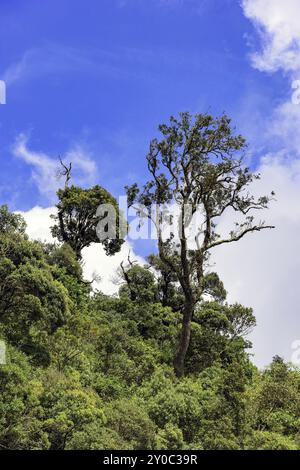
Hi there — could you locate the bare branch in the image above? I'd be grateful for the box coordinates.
[205,224,275,251]
[57,156,72,188]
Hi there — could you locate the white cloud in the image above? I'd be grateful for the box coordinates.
[13,134,98,203]
[20,206,55,242]
[20,205,144,296]
[212,155,300,367]
[270,101,300,156]
[235,1,300,366]
[242,0,300,73]
[13,135,59,201]
[82,243,144,295]
[241,0,300,149]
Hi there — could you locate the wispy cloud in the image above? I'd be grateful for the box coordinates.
[12,134,98,202]
[212,153,300,366]
[2,41,206,88]
[2,44,126,86]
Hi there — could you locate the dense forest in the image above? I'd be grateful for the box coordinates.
[1,113,300,451]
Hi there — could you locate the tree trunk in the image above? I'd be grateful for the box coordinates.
[174,302,194,378]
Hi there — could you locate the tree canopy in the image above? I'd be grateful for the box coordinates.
[51,185,124,260]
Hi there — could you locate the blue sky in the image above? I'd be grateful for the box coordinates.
[1,0,300,366]
[0,0,287,209]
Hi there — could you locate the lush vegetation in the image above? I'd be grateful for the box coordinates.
[1,204,300,450]
[0,114,299,450]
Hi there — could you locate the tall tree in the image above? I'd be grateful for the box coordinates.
[126,112,274,377]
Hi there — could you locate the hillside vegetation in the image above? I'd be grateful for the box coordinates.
[1,204,300,450]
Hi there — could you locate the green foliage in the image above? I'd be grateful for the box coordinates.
[51,185,124,259]
[0,204,26,235]
[102,399,156,450]
[186,301,256,373]
[41,369,104,450]
[0,200,295,451]
[119,264,157,303]
[0,231,72,364]
[0,347,49,450]
[244,431,298,450]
